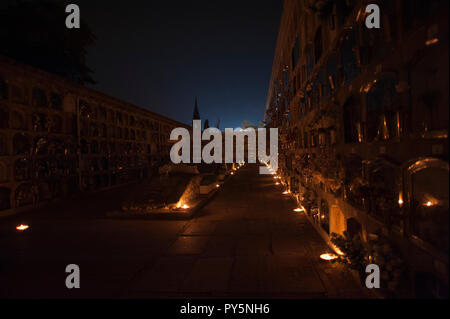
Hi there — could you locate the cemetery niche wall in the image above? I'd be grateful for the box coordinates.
[0,56,188,216]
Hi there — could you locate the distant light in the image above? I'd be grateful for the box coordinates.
[231,172,234,175]
[293,207,304,212]
[320,253,338,261]
[426,201,433,207]
[181,204,189,209]
[275,182,280,185]
[16,224,29,231]
[282,191,289,195]
[216,184,220,188]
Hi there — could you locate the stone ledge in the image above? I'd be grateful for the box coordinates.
[105,182,224,220]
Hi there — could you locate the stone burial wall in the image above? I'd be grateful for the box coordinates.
[0,56,189,216]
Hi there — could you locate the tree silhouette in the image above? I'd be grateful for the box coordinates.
[0,0,96,84]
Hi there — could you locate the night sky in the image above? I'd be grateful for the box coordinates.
[62,0,282,128]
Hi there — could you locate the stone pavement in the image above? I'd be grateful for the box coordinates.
[126,164,368,298]
[0,164,369,298]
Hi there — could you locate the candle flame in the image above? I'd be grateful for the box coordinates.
[334,247,344,256]
[320,253,338,261]
[176,201,190,209]
[16,224,29,231]
[398,192,404,206]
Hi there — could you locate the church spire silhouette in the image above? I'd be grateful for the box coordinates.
[193,97,200,120]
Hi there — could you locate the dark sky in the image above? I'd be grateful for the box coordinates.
[65,0,282,128]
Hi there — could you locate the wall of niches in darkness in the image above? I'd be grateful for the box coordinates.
[266,0,449,298]
[0,61,181,214]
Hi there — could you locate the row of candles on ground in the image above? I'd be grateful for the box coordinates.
[230,161,245,176]
[266,162,343,262]
[266,163,307,214]
[16,164,248,228]
[273,174,306,213]
[176,162,245,210]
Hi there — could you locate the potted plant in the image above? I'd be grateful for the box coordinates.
[332,230,408,297]
[331,231,369,284]
[366,233,408,296]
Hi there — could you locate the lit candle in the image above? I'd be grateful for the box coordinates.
[320,253,338,261]
[16,224,29,231]
[398,193,403,206]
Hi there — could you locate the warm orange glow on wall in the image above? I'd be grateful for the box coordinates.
[425,38,439,46]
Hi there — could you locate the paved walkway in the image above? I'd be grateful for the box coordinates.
[127,164,367,298]
[0,164,368,298]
